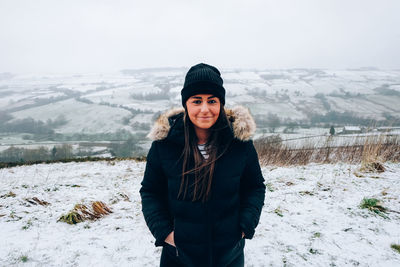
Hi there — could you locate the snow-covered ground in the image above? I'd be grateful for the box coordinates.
[11,98,133,134]
[0,160,399,266]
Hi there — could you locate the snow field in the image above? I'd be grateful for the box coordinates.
[0,161,399,266]
[11,98,133,134]
[251,163,400,266]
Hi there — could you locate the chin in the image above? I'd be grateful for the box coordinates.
[196,123,214,129]
[200,124,213,129]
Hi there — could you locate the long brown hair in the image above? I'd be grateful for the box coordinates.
[178,104,232,202]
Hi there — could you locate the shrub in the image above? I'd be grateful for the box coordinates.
[20,255,28,263]
[391,244,400,254]
[58,201,112,224]
[360,198,388,218]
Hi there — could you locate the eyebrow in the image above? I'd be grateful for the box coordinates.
[191,96,217,99]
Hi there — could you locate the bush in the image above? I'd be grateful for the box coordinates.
[391,244,400,254]
[307,111,391,126]
[46,114,68,128]
[0,144,74,163]
[360,198,388,218]
[130,91,169,100]
[0,117,54,134]
[254,113,281,133]
[110,137,143,157]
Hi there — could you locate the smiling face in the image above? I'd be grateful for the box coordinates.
[186,94,221,132]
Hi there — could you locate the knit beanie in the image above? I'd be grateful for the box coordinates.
[181,63,225,106]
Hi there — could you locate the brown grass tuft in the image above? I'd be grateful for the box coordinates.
[58,201,112,224]
[92,201,113,216]
[74,204,101,220]
[0,191,16,198]
[25,197,50,206]
[359,162,385,173]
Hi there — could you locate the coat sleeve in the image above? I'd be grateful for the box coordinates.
[239,140,266,239]
[139,141,173,246]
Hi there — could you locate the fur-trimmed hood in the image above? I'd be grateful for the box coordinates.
[147,105,256,141]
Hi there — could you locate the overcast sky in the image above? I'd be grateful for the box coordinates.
[1,0,400,73]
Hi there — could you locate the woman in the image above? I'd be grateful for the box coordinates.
[140,63,265,267]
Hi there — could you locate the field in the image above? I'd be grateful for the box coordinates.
[1,160,399,266]
[1,68,400,160]
[1,69,400,134]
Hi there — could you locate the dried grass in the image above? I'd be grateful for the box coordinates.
[25,197,50,206]
[92,201,113,216]
[0,191,16,198]
[58,201,112,224]
[255,134,400,166]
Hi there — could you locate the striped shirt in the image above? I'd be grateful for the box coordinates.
[198,144,209,159]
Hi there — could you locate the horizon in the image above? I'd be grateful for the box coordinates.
[2,66,400,76]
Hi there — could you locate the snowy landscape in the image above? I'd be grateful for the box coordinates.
[1,68,400,160]
[0,160,399,266]
[2,69,400,128]
[2,0,400,265]
[1,68,400,266]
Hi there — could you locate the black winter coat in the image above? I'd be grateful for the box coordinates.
[140,106,265,267]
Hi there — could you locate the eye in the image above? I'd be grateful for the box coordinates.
[208,99,217,104]
[192,100,202,104]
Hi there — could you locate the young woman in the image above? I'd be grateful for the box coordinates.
[140,63,265,267]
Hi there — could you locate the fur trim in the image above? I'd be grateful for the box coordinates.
[147,107,184,140]
[226,106,256,141]
[147,105,256,141]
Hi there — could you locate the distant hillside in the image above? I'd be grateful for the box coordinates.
[0,68,399,150]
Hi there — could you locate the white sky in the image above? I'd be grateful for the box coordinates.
[1,0,400,73]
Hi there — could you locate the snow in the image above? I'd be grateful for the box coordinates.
[327,97,390,119]
[224,83,250,96]
[2,69,400,135]
[223,71,262,81]
[1,160,399,266]
[11,99,133,134]
[131,114,154,124]
[249,102,306,120]
[343,126,361,131]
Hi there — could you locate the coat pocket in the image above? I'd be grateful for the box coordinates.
[173,218,201,267]
[218,239,245,266]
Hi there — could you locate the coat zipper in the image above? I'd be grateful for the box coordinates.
[205,200,213,266]
[174,218,179,257]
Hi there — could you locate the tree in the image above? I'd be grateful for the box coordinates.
[110,137,143,157]
[283,122,298,133]
[329,126,335,136]
[52,144,73,160]
[51,146,57,159]
[266,113,281,133]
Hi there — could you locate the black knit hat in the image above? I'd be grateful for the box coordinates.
[181,63,225,106]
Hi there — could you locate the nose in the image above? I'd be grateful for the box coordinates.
[200,102,210,113]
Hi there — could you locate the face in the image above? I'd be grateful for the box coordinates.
[186,94,221,131]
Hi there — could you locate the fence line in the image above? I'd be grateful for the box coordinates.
[257,133,400,144]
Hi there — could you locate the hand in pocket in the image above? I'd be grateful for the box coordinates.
[165,231,176,247]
